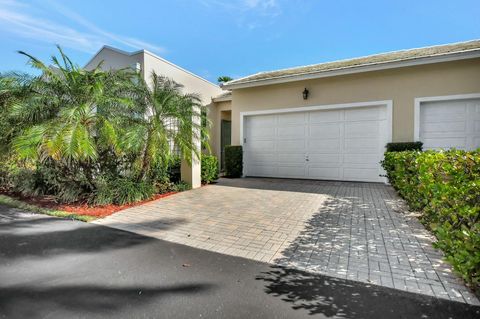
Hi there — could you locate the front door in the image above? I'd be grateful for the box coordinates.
[221,120,231,170]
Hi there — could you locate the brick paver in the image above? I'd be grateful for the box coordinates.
[94,178,479,305]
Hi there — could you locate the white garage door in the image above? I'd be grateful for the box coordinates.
[244,104,389,182]
[419,98,480,150]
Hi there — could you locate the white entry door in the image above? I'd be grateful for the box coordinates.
[243,104,389,182]
[419,98,480,150]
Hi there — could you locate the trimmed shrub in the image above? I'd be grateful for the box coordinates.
[381,150,480,289]
[224,145,243,178]
[201,155,219,184]
[386,141,423,152]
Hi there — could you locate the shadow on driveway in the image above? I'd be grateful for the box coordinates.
[256,265,479,318]
[0,284,213,317]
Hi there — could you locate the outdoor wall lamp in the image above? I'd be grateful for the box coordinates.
[302,88,309,100]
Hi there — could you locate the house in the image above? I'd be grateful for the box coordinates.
[85,40,480,186]
[211,40,480,183]
[84,46,223,188]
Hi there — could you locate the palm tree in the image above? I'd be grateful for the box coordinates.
[217,76,233,84]
[12,46,131,163]
[117,72,208,181]
[0,72,32,156]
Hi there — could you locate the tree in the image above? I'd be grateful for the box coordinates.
[217,76,233,84]
[117,72,208,181]
[0,72,31,156]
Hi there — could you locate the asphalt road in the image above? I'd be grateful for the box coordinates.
[0,205,479,319]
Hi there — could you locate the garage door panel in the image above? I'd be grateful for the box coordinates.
[345,107,384,121]
[422,113,467,123]
[308,139,342,152]
[309,123,341,138]
[248,140,275,152]
[278,125,306,138]
[278,112,306,124]
[276,139,306,151]
[248,127,275,139]
[344,153,379,165]
[308,153,342,164]
[345,138,380,152]
[309,110,342,123]
[247,152,275,164]
[248,115,276,127]
[277,153,306,164]
[345,121,379,138]
[422,121,466,133]
[307,167,341,179]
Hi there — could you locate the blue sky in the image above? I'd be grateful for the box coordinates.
[1,0,479,82]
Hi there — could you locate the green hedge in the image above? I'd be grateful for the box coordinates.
[225,145,243,178]
[381,150,480,289]
[386,141,423,152]
[201,155,219,184]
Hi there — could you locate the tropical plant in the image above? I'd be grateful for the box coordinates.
[224,145,243,177]
[0,72,32,156]
[201,155,219,184]
[217,76,233,84]
[1,46,206,204]
[116,72,208,181]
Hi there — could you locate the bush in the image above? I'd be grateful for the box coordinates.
[93,177,155,205]
[381,150,480,289]
[167,156,182,183]
[201,155,219,184]
[386,141,423,152]
[173,181,191,192]
[224,145,243,178]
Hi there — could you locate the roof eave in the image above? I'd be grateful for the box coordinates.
[212,95,232,102]
[223,50,480,90]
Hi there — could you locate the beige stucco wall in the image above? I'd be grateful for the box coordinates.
[85,47,222,106]
[207,100,232,159]
[85,48,143,72]
[143,52,222,105]
[230,58,480,145]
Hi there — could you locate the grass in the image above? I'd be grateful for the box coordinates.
[0,194,97,222]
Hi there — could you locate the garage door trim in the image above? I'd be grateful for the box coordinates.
[240,100,393,180]
[414,93,480,142]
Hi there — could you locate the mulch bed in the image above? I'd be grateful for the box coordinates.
[0,191,177,218]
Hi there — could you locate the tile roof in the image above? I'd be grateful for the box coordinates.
[224,40,480,88]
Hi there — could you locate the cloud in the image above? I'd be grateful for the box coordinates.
[199,0,281,30]
[0,0,166,54]
[200,0,280,14]
[45,0,166,54]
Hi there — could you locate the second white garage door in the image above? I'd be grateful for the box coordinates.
[243,104,390,183]
[418,98,480,150]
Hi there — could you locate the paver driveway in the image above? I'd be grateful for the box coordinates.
[95,178,479,305]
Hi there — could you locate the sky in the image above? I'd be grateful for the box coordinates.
[0,0,479,83]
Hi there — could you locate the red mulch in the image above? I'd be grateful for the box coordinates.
[0,191,177,218]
